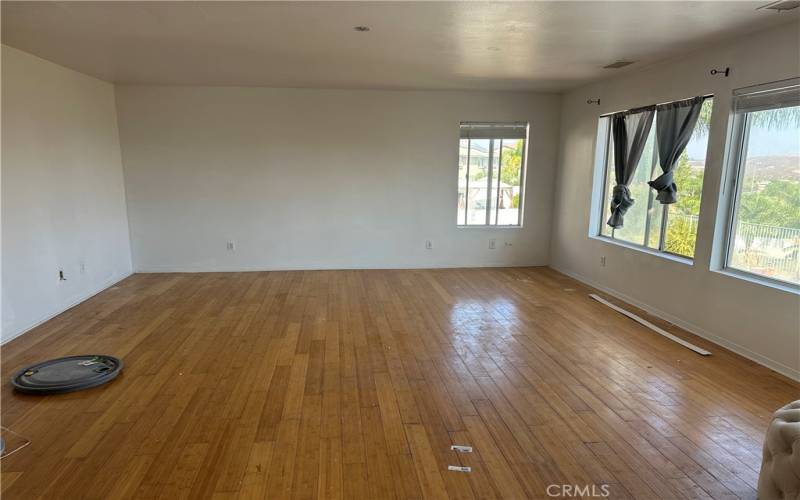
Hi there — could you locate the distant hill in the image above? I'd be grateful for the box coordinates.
[688,155,800,182]
[745,155,800,182]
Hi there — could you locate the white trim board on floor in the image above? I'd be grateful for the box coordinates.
[1,272,133,345]
[550,265,800,382]
[589,293,711,356]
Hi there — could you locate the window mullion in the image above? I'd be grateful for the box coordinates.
[486,139,495,225]
[465,139,471,226]
[600,120,613,238]
[659,204,669,252]
[495,139,503,225]
[644,138,659,247]
[517,135,527,226]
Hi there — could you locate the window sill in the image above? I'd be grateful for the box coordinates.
[589,234,694,266]
[711,267,799,295]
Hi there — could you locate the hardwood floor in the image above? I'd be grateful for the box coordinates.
[1,267,797,499]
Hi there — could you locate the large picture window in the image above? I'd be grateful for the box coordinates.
[595,98,713,259]
[457,122,528,226]
[724,80,800,286]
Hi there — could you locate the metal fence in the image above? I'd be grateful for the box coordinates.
[671,213,799,282]
[730,218,800,282]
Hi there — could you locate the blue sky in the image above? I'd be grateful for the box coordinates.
[685,124,800,160]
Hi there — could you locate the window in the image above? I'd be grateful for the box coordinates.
[595,98,714,258]
[724,79,800,286]
[457,122,528,226]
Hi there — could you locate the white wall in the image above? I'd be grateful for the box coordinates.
[115,87,561,271]
[550,22,800,380]
[1,45,133,343]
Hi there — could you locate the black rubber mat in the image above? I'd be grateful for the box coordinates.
[11,355,123,394]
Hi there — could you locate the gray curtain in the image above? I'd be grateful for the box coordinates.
[648,96,705,204]
[607,106,656,228]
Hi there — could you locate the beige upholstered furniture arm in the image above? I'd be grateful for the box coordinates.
[759,400,800,500]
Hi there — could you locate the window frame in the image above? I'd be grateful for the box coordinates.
[591,96,713,261]
[596,121,681,256]
[456,123,529,228]
[719,79,800,290]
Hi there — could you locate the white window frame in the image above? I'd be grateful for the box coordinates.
[716,78,800,291]
[589,96,713,262]
[457,122,529,228]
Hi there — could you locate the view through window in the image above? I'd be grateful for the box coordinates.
[599,98,714,258]
[727,84,800,285]
[457,123,528,226]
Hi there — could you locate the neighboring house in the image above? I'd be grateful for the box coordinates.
[457,178,516,211]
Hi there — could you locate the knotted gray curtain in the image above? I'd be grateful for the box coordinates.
[648,96,705,204]
[607,106,656,228]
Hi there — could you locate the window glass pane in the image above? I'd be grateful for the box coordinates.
[663,98,713,258]
[646,205,664,249]
[488,140,501,225]
[729,105,800,284]
[599,99,712,258]
[457,124,528,227]
[611,124,656,246]
[497,139,524,225]
[466,139,490,225]
[457,139,468,225]
[644,140,663,250]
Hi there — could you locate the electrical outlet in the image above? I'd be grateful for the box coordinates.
[226,241,236,251]
[425,240,433,250]
[79,261,86,274]
[600,256,607,267]
[489,239,496,249]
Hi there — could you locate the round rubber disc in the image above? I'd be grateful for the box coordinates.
[11,355,123,394]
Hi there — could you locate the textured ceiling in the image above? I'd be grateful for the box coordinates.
[2,1,798,91]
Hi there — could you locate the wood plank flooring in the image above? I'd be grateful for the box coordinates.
[1,267,798,499]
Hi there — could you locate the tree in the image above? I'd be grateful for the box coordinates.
[664,98,800,257]
[660,152,704,257]
[664,215,697,257]
[671,153,704,216]
[695,101,800,134]
[739,180,800,229]
[499,140,524,187]
[467,139,524,184]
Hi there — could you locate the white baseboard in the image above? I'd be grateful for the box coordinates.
[134,262,549,273]
[550,265,800,382]
[1,272,133,345]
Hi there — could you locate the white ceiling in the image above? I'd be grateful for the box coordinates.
[2,1,797,91]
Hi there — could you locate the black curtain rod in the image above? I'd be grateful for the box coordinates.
[597,94,713,118]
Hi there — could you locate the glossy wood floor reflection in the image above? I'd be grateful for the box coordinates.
[2,268,798,499]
